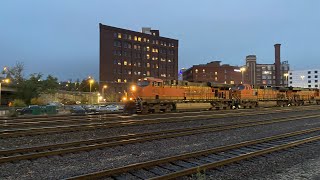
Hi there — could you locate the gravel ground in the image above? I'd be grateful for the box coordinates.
[0,109,319,150]
[201,141,320,180]
[1,111,320,179]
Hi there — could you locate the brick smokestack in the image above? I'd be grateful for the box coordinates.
[274,44,281,86]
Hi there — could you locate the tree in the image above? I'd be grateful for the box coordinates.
[5,62,24,84]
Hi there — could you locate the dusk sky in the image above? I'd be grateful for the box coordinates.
[1,0,320,81]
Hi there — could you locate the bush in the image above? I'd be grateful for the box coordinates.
[30,98,46,105]
[12,99,26,107]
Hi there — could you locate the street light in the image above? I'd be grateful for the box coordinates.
[89,79,94,92]
[240,67,246,84]
[0,78,10,106]
[102,85,107,98]
[284,73,289,86]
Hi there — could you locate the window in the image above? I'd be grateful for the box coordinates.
[289,77,292,79]
[289,72,292,75]
[315,71,318,73]
[316,85,319,88]
[123,34,127,39]
[128,71,131,75]
[113,32,117,38]
[308,71,311,74]
[308,80,311,83]
[146,46,150,51]
[128,35,132,40]
[168,59,172,63]
[147,71,150,76]
[308,85,311,87]
[160,58,166,62]
[124,79,127,83]
[117,33,122,39]
[308,76,311,78]
[146,54,150,59]
[202,69,205,73]
[124,61,127,66]
[290,81,292,84]
[215,72,218,75]
[195,69,198,73]
[138,37,141,42]
[134,36,137,41]
[215,77,218,81]
[117,79,121,83]
[147,63,150,68]
[315,80,318,83]
[315,75,318,78]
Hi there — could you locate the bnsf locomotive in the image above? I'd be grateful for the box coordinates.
[124,77,320,114]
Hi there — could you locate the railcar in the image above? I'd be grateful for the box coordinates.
[123,77,320,114]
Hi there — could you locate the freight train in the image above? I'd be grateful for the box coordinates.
[123,77,320,114]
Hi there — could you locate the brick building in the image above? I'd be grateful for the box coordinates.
[99,24,178,100]
[182,61,242,84]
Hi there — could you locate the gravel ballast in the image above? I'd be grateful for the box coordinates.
[1,109,320,179]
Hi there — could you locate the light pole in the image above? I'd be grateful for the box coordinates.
[240,67,246,84]
[0,78,10,106]
[89,79,94,92]
[284,73,289,86]
[102,85,107,98]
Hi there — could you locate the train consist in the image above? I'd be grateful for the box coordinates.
[124,77,320,114]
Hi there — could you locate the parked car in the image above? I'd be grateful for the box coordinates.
[16,105,40,115]
[70,106,86,114]
[82,105,98,114]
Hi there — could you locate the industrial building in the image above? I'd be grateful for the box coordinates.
[244,44,290,87]
[182,61,242,84]
[99,24,178,100]
[288,69,320,88]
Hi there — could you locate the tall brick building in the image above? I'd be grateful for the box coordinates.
[182,61,242,84]
[99,24,178,99]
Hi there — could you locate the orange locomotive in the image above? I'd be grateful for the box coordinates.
[124,77,320,114]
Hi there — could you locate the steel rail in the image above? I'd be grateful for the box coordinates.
[0,107,317,138]
[68,127,320,179]
[1,114,320,164]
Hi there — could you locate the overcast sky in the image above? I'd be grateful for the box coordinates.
[1,0,320,81]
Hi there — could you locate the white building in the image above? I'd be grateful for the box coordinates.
[288,69,320,88]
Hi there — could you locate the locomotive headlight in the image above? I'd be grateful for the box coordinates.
[131,85,136,91]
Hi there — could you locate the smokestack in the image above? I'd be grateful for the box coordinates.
[274,44,281,86]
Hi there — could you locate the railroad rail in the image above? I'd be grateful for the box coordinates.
[1,113,320,164]
[68,127,320,179]
[1,106,319,138]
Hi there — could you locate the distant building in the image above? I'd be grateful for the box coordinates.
[182,61,242,84]
[99,24,178,100]
[288,69,320,88]
[245,44,290,87]
[178,68,187,80]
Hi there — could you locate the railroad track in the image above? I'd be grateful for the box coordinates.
[1,107,319,138]
[1,113,320,164]
[68,127,320,179]
[1,105,319,127]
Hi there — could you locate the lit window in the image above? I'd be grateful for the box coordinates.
[147,71,150,76]
[156,64,159,69]
[118,62,121,65]
[168,59,172,63]
[215,77,218,81]
[128,35,131,40]
[117,79,121,83]
[147,63,150,68]
[146,46,150,51]
[230,81,234,84]
[161,58,166,62]
[124,61,127,66]
[215,72,218,75]
[138,37,141,41]
[147,39,150,43]
[146,54,150,59]
[128,71,131,75]
[134,36,137,41]
[195,69,198,73]
[138,71,141,75]
[124,79,127,83]
[203,69,205,73]
[117,33,122,39]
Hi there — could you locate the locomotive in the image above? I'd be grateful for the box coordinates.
[123,77,320,114]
